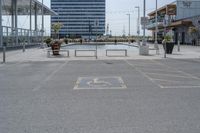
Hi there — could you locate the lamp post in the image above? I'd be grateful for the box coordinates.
[127,13,131,44]
[154,0,159,54]
[139,0,149,55]
[41,0,44,48]
[142,0,146,46]
[135,6,140,46]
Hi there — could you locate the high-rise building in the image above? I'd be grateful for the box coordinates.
[51,0,105,38]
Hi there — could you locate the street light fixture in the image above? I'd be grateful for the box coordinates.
[135,6,140,46]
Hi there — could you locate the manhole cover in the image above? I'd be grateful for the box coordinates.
[74,76,127,90]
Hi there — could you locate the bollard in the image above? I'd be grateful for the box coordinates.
[178,40,180,52]
[47,50,50,57]
[3,46,6,63]
[96,44,98,59]
[164,42,167,58]
[23,43,25,52]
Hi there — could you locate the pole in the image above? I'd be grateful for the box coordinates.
[29,0,32,45]
[95,20,98,59]
[96,28,97,59]
[0,0,2,47]
[178,32,180,52]
[14,0,18,46]
[135,6,140,46]
[41,0,44,48]
[154,0,159,54]
[35,3,37,38]
[164,27,167,58]
[142,0,146,46]
[127,14,130,44]
[57,8,61,39]
[11,0,15,46]
[0,0,5,63]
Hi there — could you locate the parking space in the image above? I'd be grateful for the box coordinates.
[1,59,200,133]
[126,59,200,88]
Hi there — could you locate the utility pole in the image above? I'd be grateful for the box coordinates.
[135,6,140,46]
[154,0,159,54]
[127,13,131,44]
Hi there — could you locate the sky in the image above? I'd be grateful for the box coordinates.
[3,0,175,36]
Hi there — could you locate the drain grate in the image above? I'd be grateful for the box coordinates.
[74,76,127,90]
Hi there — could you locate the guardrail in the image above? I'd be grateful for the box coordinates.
[47,49,70,58]
[1,26,48,48]
[75,49,97,57]
[106,49,127,57]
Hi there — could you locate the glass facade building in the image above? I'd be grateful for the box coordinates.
[51,0,105,38]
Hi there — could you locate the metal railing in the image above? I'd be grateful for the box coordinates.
[1,26,46,48]
[106,49,128,57]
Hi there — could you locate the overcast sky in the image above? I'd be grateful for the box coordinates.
[3,0,175,36]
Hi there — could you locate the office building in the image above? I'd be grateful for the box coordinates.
[51,0,106,38]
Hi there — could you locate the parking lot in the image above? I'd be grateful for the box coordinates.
[1,59,200,133]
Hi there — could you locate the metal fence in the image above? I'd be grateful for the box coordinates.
[1,26,46,48]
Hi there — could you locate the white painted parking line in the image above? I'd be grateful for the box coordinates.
[145,72,194,79]
[151,60,200,80]
[32,61,69,91]
[125,60,163,88]
[161,86,200,89]
[126,60,200,89]
[152,78,184,83]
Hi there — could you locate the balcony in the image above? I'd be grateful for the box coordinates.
[147,16,176,30]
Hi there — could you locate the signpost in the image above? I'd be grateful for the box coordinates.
[141,17,149,26]
[94,19,99,59]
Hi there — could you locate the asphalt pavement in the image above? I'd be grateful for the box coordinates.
[0,59,200,133]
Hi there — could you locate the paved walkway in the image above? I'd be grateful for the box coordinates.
[0,44,200,63]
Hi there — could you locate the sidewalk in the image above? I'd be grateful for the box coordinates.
[0,44,200,63]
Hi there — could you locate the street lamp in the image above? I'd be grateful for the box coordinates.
[127,13,130,44]
[135,6,140,46]
[154,0,159,54]
[142,0,146,46]
[41,0,44,48]
[139,0,149,55]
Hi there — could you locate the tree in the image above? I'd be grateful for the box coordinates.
[52,22,63,39]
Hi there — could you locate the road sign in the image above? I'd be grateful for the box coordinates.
[141,17,149,25]
[141,25,147,30]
